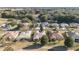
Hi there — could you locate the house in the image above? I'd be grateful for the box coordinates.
[59,23,68,32]
[16,31,32,41]
[60,23,69,28]
[36,23,41,27]
[34,14,40,22]
[41,22,49,27]
[59,28,67,33]
[0,23,8,28]
[49,23,59,29]
[67,31,79,42]
[35,27,40,31]
[5,31,19,39]
[69,23,79,28]
[33,31,46,41]
[0,30,32,42]
[2,31,19,38]
[48,32,64,40]
[48,14,54,20]
[22,23,30,26]
[50,23,59,27]
[19,23,30,31]
[35,26,46,31]
[0,31,19,43]
[35,17,40,22]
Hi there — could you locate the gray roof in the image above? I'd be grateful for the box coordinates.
[68,32,79,39]
[16,31,32,40]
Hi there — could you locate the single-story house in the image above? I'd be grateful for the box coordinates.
[36,23,41,27]
[69,23,79,28]
[33,31,46,41]
[60,23,69,28]
[5,31,19,39]
[48,32,64,40]
[35,26,46,31]
[0,23,8,28]
[48,14,54,20]
[50,23,59,27]
[67,31,79,42]
[1,31,19,38]
[59,27,68,32]
[0,31,19,43]
[16,31,32,41]
[49,23,59,29]
[41,22,49,27]
[0,30,32,42]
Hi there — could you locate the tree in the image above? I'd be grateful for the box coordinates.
[21,17,32,23]
[64,36,74,47]
[40,24,43,32]
[26,15,35,21]
[31,31,35,39]
[40,35,49,45]
[39,14,48,22]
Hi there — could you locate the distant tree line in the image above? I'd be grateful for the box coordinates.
[0,8,79,23]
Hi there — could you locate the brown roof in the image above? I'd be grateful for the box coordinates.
[49,32,64,40]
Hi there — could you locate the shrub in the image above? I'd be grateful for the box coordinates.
[40,35,49,45]
[64,37,74,47]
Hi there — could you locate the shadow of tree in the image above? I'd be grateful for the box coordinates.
[48,46,68,51]
[75,48,79,51]
[23,44,43,50]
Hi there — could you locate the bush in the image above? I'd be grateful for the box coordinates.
[64,37,74,47]
[40,35,49,45]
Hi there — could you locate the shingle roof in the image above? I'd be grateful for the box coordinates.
[16,31,32,40]
[33,31,46,40]
[68,32,79,40]
[49,32,64,40]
